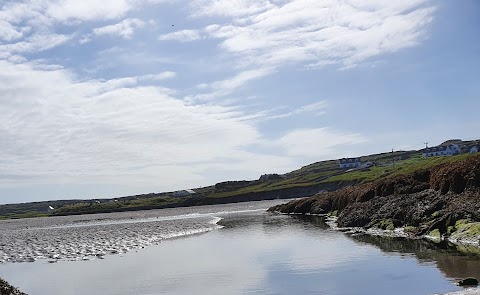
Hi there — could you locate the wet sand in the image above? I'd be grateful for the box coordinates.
[0,200,287,264]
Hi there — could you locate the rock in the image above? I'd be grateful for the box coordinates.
[0,277,27,295]
[458,277,479,286]
[268,155,480,239]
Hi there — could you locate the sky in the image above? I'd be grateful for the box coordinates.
[0,0,479,204]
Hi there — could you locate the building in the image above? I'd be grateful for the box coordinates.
[422,144,461,158]
[339,157,361,169]
[471,146,478,154]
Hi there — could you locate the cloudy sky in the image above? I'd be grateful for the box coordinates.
[1,0,479,204]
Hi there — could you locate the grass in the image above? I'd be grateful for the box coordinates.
[1,149,477,219]
[205,167,343,198]
[429,229,442,238]
[0,212,49,220]
[453,222,480,239]
[320,153,475,184]
[52,196,181,215]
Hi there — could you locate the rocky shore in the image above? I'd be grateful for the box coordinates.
[269,155,480,248]
[0,278,26,295]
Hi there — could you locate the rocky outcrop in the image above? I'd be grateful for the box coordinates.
[457,278,479,286]
[269,155,480,239]
[0,278,26,295]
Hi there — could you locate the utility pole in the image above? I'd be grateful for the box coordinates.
[423,142,429,158]
[392,148,395,168]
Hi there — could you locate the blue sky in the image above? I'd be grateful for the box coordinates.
[0,0,479,204]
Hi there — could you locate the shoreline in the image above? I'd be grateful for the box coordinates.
[271,211,480,254]
[0,200,287,265]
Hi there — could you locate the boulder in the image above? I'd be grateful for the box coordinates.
[458,277,479,286]
[0,277,27,295]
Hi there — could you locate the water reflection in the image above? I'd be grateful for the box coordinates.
[350,234,480,282]
[295,215,480,283]
[1,210,477,295]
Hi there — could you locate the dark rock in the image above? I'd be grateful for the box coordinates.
[458,277,479,286]
[268,155,480,236]
[0,277,27,295]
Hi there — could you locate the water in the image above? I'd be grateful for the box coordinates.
[0,200,479,295]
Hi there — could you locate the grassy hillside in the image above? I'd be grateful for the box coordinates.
[322,153,474,184]
[0,142,477,219]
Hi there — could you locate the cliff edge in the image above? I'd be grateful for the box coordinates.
[269,155,480,242]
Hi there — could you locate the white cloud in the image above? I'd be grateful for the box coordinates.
[158,29,202,42]
[0,20,23,41]
[271,128,367,158]
[179,0,436,103]
[0,33,71,55]
[0,59,365,191]
[0,0,166,58]
[0,60,260,188]
[187,67,274,102]
[190,0,274,17]
[140,71,177,80]
[98,72,176,88]
[195,0,435,69]
[210,67,273,92]
[267,101,328,119]
[46,0,134,22]
[93,18,146,39]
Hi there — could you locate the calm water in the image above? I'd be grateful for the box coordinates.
[1,200,479,295]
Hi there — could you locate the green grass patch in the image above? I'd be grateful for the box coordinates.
[0,212,49,220]
[404,226,417,233]
[453,222,480,239]
[53,196,181,215]
[320,153,475,184]
[327,210,338,217]
[428,229,441,238]
[378,219,395,230]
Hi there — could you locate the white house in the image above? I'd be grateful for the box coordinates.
[339,157,361,169]
[471,146,478,154]
[422,144,461,158]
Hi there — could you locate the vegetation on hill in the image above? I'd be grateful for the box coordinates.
[1,140,478,219]
[51,196,181,216]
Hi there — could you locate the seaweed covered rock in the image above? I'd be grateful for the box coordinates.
[0,278,27,295]
[269,155,480,237]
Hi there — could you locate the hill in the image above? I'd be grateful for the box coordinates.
[1,139,478,219]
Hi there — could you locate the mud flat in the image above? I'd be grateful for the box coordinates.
[0,200,287,264]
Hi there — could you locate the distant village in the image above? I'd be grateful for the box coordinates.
[338,141,479,169]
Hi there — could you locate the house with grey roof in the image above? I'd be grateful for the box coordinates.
[339,157,361,169]
[422,144,461,158]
